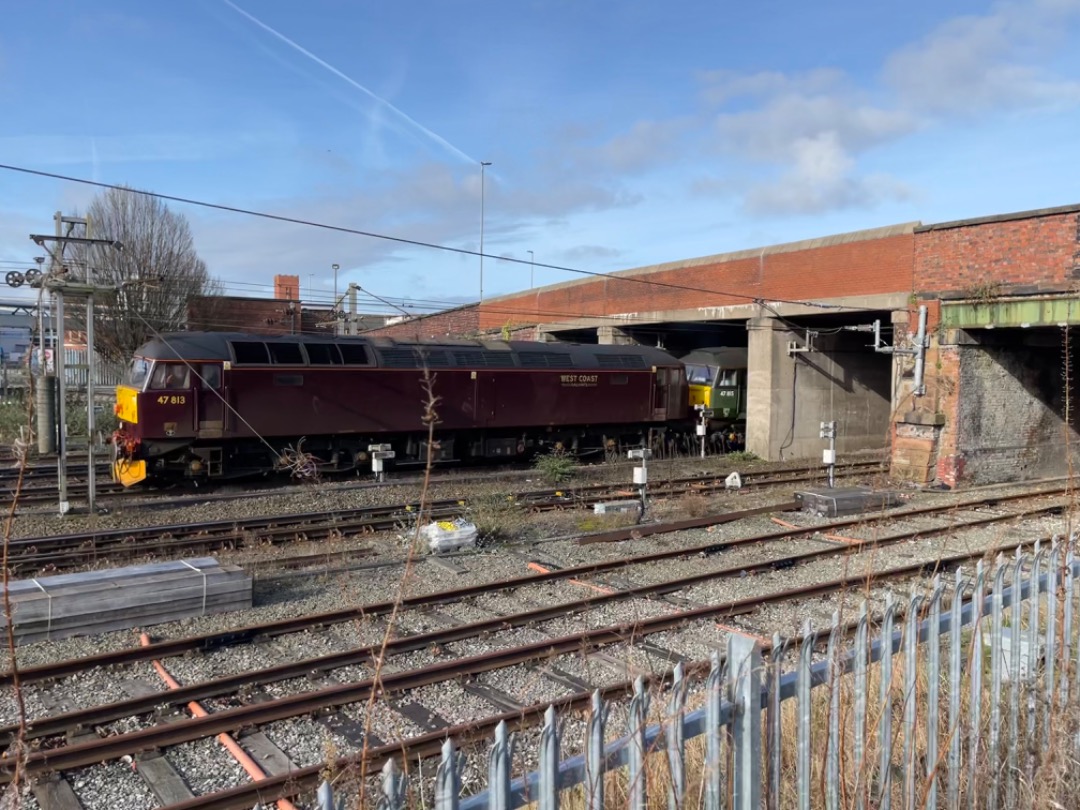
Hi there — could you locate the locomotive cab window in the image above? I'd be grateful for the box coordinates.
[150,363,190,390]
[200,364,221,390]
[685,364,716,385]
[268,343,304,365]
[128,357,152,389]
[338,344,370,365]
[231,341,270,364]
[305,343,343,365]
[716,369,739,387]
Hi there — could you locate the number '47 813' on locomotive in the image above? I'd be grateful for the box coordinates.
[111,332,749,486]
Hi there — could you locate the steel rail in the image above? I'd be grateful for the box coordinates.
[1,485,1067,688]
[4,525,1058,782]
[0,499,1061,748]
[1,463,879,571]
[158,600,931,810]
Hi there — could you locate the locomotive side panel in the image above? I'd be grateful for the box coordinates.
[479,369,667,429]
[220,367,488,438]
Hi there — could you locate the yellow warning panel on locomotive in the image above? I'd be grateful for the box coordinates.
[115,385,139,424]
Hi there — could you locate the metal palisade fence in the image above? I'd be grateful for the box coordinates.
[314,538,1080,809]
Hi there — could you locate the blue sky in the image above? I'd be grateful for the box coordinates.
[2,0,1080,314]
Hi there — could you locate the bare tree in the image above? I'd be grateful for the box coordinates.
[71,186,215,364]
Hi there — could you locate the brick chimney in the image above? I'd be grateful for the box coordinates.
[274,274,300,301]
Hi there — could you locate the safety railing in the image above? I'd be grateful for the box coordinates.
[313,538,1080,809]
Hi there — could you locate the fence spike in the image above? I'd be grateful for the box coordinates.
[666,661,689,810]
[585,690,606,810]
[853,601,870,810]
[987,556,1006,810]
[318,779,342,810]
[947,567,964,809]
[1060,543,1074,711]
[538,704,562,810]
[377,760,407,810]
[903,587,923,810]
[797,618,815,810]
[967,560,986,810]
[924,575,944,810]
[1026,545,1044,779]
[489,720,514,810]
[730,633,762,810]
[878,593,898,810]
[1006,552,1024,810]
[435,738,461,810]
[628,675,650,810]
[825,611,842,810]
[767,634,784,810]
[704,650,725,810]
[1044,543,1061,749]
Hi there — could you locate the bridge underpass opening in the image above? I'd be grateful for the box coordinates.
[745,310,894,462]
[944,327,1079,485]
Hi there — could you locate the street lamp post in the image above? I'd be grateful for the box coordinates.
[332,263,340,335]
[527,250,535,289]
[480,161,492,302]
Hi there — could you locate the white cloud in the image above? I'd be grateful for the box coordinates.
[743,132,911,215]
[884,3,1080,115]
[696,0,1080,215]
[715,95,916,163]
[698,67,849,106]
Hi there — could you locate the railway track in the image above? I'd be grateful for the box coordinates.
[0,482,1069,808]
[1,454,884,511]
[2,460,881,574]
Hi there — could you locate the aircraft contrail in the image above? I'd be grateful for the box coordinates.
[223,0,478,167]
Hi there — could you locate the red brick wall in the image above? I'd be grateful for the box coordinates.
[274,274,300,301]
[187,296,302,335]
[915,211,1080,298]
[364,305,480,340]
[476,233,915,331]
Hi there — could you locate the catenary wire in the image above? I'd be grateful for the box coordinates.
[0,161,885,313]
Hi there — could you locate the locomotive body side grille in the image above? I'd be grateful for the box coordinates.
[452,351,516,368]
[517,352,574,369]
[596,354,648,369]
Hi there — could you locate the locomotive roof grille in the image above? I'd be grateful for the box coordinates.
[378,348,422,368]
[595,354,648,369]
[518,352,575,368]
[452,350,516,368]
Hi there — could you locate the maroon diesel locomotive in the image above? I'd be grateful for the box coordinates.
[112,332,690,485]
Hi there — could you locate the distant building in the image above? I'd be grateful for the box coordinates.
[184,274,391,335]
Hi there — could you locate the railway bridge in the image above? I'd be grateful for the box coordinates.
[367,203,1080,489]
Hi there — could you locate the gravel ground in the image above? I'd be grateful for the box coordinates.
[68,760,157,810]
[4,470,1075,810]
[168,737,250,795]
[407,681,504,726]
[476,664,577,706]
[259,715,356,768]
